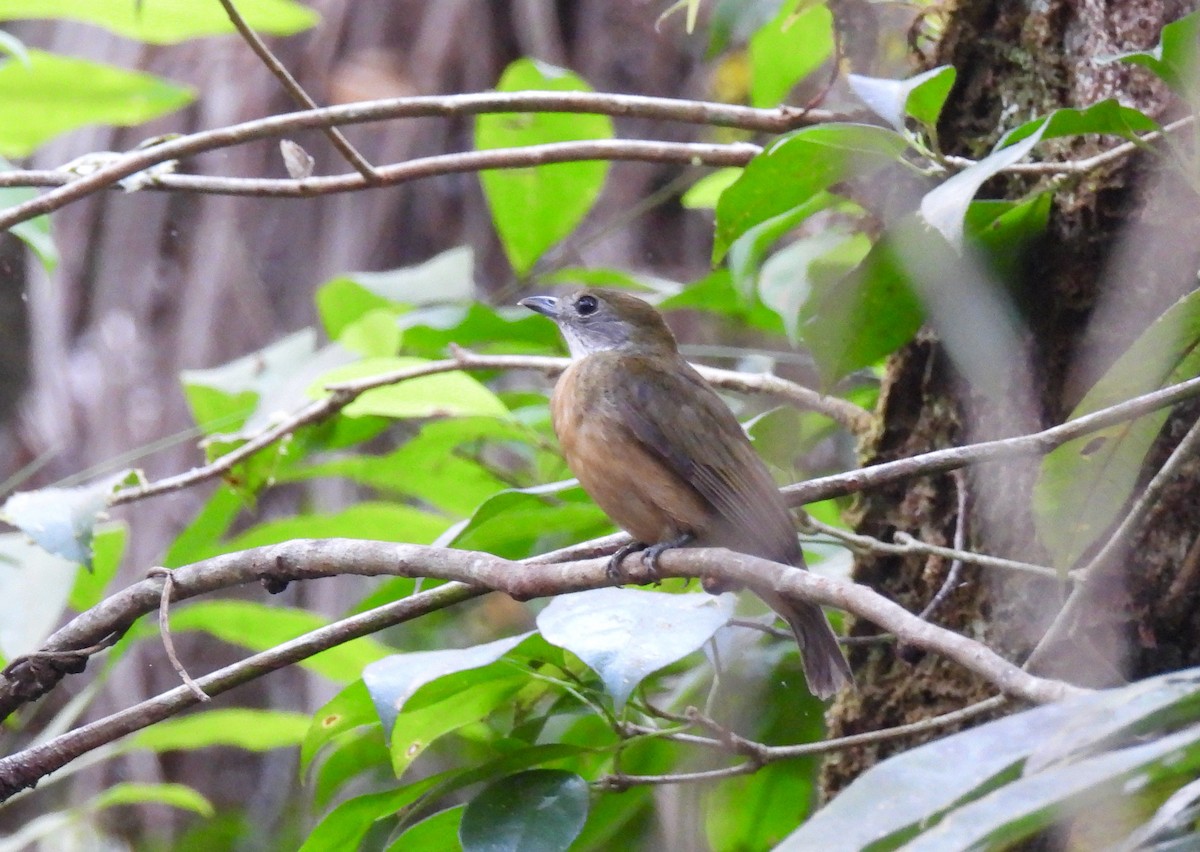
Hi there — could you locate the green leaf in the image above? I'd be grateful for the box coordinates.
[1034,289,1200,568]
[1003,100,1159,147]
[920,119,1048,249]
[681,168,743,209]
[287,417,529,516]
[363,633,533,734]
[1110,10,1200,99]
[537,589,733,709]
[0,49,193,157]
[0,532,78,658]
[0,0,319,45]
[130,709,310,752]
[165,601,391,682]
[714,123,907,261]
[727,190,843,299]
[180,328,318,433]
[1,470,131,567]
[301,680,377,772]
[799,221,924,387]
[68,522,125,612]
[162,486,243,568]
[316,247,476,340]
[658,268,787,335]
[748,1,834,108]
[903,725,1200,850]
[389,672,528,777]
[310,356,511,419]
[300,744,590,851]
[313,727,390,810]
[448,483,613,560]
[90,782,213,818]
[388,806,464,851]
[398,302,563,359]
[759,229,871,344]
[221,503,447,556]
[848,65,957,132]
[460,770,589,852]
[476,59,613,275]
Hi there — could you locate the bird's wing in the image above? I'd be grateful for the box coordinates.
[605,355,800,562]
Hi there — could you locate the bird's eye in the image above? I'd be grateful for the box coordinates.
[575,294,599,316]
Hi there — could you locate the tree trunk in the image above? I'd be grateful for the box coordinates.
[823,0,1200,798]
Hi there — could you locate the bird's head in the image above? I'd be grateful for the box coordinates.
[519,288,678,359]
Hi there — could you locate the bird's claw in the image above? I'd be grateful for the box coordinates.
[608,541,648,582]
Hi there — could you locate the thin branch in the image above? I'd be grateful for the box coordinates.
[0,538,1084,733]
[114,140,761,198]
[1026,413,1200,672]
[785,373,1200,506]
[940,115,1193,176]
[1,90,1185,226]
[0,91,844,231]
[216,0,379,182]
[111,349,868,506]
[146,568,209,702]
[601,694,1005,789]
[0,581,483,801]
[802,515,1059,580]
[918,470,971,620]
[1076,413,1200,581]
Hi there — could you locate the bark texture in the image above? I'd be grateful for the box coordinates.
[823,0,1200,803]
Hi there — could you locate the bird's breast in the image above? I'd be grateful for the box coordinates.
[552,358,711,545]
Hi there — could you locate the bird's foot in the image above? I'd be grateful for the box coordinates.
[642,533,694,585]
[607,541,648,582]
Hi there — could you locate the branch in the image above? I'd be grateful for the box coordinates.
[1025,412,1200,674]
[110,350,869,506]
[119,140,760,198]
[785,373,1200,506]
[0,538,1082,735]
[0,581,482,801]
[0,92,846,230]
[216,0,379,182]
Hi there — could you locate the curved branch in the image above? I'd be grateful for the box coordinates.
[111,350,868,506]
[0,537,1081,744]
[0,92,845,230]
[0,581,482,802]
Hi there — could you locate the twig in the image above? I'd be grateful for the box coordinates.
[0,91,844,231]
[785,373,1200,507]
[0,581,483,801]
[1026,413,1200,672]
[801,515,1058,580]
[111,349,868,506]
[111,140,760,198]
[603,695,1005,788]
[0,538,1084,730]
[940,115,1193,176]
[145,568,209,703]
[919,470,970,620]
[216,0,379,183]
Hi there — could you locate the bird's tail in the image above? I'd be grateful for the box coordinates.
[763,591,853,699]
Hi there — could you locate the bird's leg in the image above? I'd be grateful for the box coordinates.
[608,541,648,580]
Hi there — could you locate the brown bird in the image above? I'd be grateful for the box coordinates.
[520,287,852,698]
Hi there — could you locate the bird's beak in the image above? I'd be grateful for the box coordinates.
[518,295,560,318]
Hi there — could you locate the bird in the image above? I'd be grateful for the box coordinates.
[520,287,853,698]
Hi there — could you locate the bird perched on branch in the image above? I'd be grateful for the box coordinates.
[520,287,852,698]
